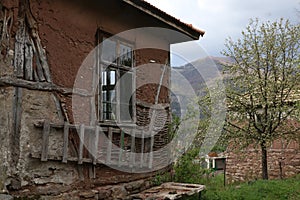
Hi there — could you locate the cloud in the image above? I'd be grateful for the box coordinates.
[145,0,300,57]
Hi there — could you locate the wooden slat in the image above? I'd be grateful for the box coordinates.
[149,134,154,169]
[106,127,113,164]
[78,124,85,164]
[35,36,51,82]
[62,122,69,163]
[93,126,99,165]
[130,130,135,168]
[24,42,33,80]
[14,19,26,78]
[140,130,145,168]
[118,130,125,167]
[41,120,50,161]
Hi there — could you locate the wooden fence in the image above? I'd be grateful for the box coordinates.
[34,120,155,169]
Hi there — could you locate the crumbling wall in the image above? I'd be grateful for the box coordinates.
[226,139,300,182]
[0,0,172,198]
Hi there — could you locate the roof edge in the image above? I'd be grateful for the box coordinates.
[123,0,205,40]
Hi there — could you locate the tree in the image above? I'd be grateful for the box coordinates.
[222,19,300,180]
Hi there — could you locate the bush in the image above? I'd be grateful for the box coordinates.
[173,148,214,184]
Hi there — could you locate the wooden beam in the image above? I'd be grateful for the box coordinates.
[130,129,135,168]
[0,76,91,97]
[93,126,99,165]
[149,135,154,169]
[118,130,125,167]
[140,130,145,168]
[41,120,50,162]
[14,19,26,78]
[62,122,69,163]
[24,40,33,80]
[78,124,85,164]
[106,127,113,164]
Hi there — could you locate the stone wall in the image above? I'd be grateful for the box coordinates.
[226,139,300,182]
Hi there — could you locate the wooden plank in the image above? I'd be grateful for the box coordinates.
[11,87,23,167]
[118,130,125,167]
[140,130,145,168]
[78,124,85,164]
[24,42,33,80]
[149,134,154,169]
[116,69,120,122]
[106,127,113,164]
[62,122,69,163]
[41,120,50,162]
[0,76,91,97]
[31,38,46,82]
[35,36,52,82]
[93,126,99,165]
[130,129,135,168]
[14,19,26,78]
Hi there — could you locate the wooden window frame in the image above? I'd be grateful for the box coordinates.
[96,29,136,124]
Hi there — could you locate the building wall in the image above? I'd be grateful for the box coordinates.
[226,140,300,182]
[0,0,175,198]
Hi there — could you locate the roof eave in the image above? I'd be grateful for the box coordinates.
[122,0,205,41]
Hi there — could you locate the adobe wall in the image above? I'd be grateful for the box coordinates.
[226,140,300,182]
[0,0,173,198]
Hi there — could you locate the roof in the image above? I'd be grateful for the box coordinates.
[122,0,205,40]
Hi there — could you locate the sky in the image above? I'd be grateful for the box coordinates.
[145,0,299,61]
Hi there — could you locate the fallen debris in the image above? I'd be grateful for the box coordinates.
[129,182,205,200]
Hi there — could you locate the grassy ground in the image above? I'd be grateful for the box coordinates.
[198,173,300,200]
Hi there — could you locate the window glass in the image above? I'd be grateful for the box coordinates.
[120,70,133,121]
[101,38,117,63]
[99,35,134,122]
[119,44,132,67]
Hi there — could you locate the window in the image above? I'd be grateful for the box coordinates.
[97,31,135,123]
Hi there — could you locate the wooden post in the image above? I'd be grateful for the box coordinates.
[106,127,113,164]
[62,122,69,163]
[149,134,154,169]
[14,19,26,78]
[118,130,125,167]
[93,126,99,165]
[41,120,50,161]
[130,129,135,168]
[24,41,33,80]
[140,130,145,168]
[78,124,85,164]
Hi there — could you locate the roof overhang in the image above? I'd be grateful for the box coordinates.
[122,0,205,41]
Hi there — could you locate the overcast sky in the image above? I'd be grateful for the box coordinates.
[145,0,299,59]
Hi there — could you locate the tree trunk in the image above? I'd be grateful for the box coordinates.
[261,142,268,180]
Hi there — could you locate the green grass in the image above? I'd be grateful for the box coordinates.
[200,174,300,200]
[172,149,300,200]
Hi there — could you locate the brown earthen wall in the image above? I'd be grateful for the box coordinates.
[0,0,174,198]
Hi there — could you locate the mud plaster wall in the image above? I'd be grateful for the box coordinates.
[226,140,300,182]
[30,0,171,123]
[0,0,173,196]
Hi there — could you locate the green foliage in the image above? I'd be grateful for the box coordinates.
[151,171,172,186]
[173,148,214,184]
[221,18,300,179]
[222,18,300,146]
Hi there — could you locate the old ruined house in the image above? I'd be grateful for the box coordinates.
[0,0,204,199]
